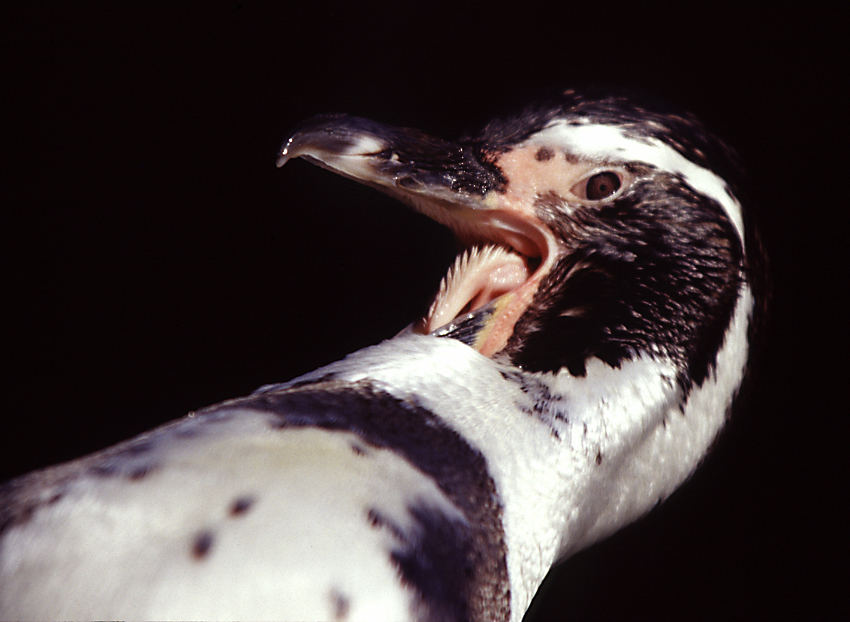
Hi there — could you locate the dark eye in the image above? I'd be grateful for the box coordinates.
[573,171,622,200]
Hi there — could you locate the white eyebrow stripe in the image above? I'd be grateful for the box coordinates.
[530,120,745,246]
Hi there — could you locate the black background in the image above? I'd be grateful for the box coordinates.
[2,3,845,620]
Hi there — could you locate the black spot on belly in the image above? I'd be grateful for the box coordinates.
[366,509,380,529]
[192,530,215,560]
[89,463,118,478]
[0,477,72,536]
[366,507,406,541]
[350,442,369,457]
[329,587,351,620]
[535,147,553,161]
[595,450,603,465]
[0,498,35,535]
[229,495,255,517]
[122,439,155,455]
[128,464,154,480]
[84,436,160,480]
[174,425,200,439]
[88,460,156,480]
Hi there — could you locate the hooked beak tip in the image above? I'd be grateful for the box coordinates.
[276,139,296,168]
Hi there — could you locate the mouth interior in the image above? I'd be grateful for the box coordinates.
[421,244,533,334]
[276,133,552,341]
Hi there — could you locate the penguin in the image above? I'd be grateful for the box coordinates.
[0,90,761,621]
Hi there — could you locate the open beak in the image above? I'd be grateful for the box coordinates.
[277,114,559,357]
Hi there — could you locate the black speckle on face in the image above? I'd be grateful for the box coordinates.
[535,147,553,161]
[595,450,603,465]
[229,495,255,517]
[329,587,351,621]
[564,152,580,164]
[534,190,568,213]
[192,530,214,560]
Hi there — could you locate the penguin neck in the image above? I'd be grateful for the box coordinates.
[270,333,669,614]
[270,284,752,617]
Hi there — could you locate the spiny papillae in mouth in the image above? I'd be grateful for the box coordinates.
[421,244,531,334]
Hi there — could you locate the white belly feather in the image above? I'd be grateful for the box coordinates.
[2,411,466,620]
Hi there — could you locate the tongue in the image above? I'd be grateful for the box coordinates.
[421,245,531,333]
[466,261,530,311]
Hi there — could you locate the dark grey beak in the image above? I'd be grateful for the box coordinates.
[277,114,504,200]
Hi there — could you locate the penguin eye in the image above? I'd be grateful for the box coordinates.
[572,171,622,201]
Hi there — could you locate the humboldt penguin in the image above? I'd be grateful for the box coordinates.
[0,90,760,621]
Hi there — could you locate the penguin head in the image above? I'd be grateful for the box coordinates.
[278,90,755,392]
